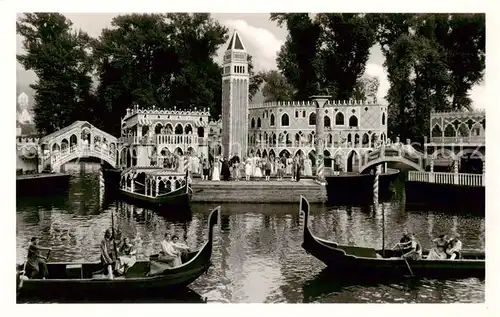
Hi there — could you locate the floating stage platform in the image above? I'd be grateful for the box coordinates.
[190,179,327,204]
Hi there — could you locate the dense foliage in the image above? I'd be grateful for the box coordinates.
[18,13,485,141]
[270,13,485,142]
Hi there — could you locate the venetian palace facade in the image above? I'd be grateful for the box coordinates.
[218,31,388,173]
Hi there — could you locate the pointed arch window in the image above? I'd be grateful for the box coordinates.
[335,112,344,125]
[309,113,316,125]
[270,114,275,126]
[281,113,290,127]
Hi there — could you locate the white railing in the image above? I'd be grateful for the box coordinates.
[51,144,116,170]
[120,135,156,145]
[408,171,484,187]
[157,134,198,145]
[430,136,485,144]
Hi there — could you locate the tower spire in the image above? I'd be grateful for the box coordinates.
[226,30,246,51]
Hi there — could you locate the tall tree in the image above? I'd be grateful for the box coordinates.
[94,13,228,135]
[17,13,96,135]
[315,13,377,100]
[374,13,485,140]
[352,75,380,103]
[248,55,264,102]
[271,13,322,100]
[259,70,295,102]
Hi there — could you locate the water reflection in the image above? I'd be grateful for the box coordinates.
[301,269,485,303]
[16,163,485,303]
[18,287,207,304]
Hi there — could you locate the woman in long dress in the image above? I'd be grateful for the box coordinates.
[245,157,252,181]
[212,157,221,181]
[254,157,263,178]
[115,237,137,275]
[427,234,448,260]
[303,158,313,177]
[286,157,293,175]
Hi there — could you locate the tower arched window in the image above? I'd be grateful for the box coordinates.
[270,114,275,126]
[324,115,331,128]
[382,112,386,125]
[349,115,358,127]
[251,118,255,128]
[309,113,316,125]
[257,117,261,128]
[335,112,344,125]
[281,113,290,127]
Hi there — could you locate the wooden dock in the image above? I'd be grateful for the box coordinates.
[190,179,327,203]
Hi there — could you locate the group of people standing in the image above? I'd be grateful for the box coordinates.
[392,230,463,261]
[198,154,314,182]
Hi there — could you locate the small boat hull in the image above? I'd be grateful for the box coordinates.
[17,207,220,300]
[299,196,485,279]
[119,185,191,209]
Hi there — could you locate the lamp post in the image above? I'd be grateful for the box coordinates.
[310,94,331,183]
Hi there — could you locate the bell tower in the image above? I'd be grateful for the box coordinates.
[221,30,249,159]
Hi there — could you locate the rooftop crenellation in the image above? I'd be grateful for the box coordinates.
[124,104,210,120]
[431,109,485,114]
[249,99,380,109]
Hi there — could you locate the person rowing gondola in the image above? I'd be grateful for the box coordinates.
[25,237,51,279]
[393,232,422,260]
[100,228,116,279]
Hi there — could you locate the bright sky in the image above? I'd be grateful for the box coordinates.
[16,13,486,109]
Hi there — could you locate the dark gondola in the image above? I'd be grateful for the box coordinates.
[16,206,220,299]
[299,196,485,279]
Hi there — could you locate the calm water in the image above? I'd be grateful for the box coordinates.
[16,163,485,303]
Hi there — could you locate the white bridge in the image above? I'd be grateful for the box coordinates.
[39,121,118,172]
[359,144,425,173]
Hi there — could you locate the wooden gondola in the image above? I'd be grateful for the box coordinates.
[16,206,220,299]
[299,196,485,279]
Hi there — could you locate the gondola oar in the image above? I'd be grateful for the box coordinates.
[397,244,414,277]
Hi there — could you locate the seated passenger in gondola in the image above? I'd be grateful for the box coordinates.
[100,228,116,279]
[25,237,51,279]
[446,237,463,260]
[115,237,137,275]
[158,233,179,267]
[401,234,422,260]
[171,235,190,267]
[427,234,448,260]
[393,230,412,255]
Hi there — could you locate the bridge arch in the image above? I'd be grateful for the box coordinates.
[359,146,425,173]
